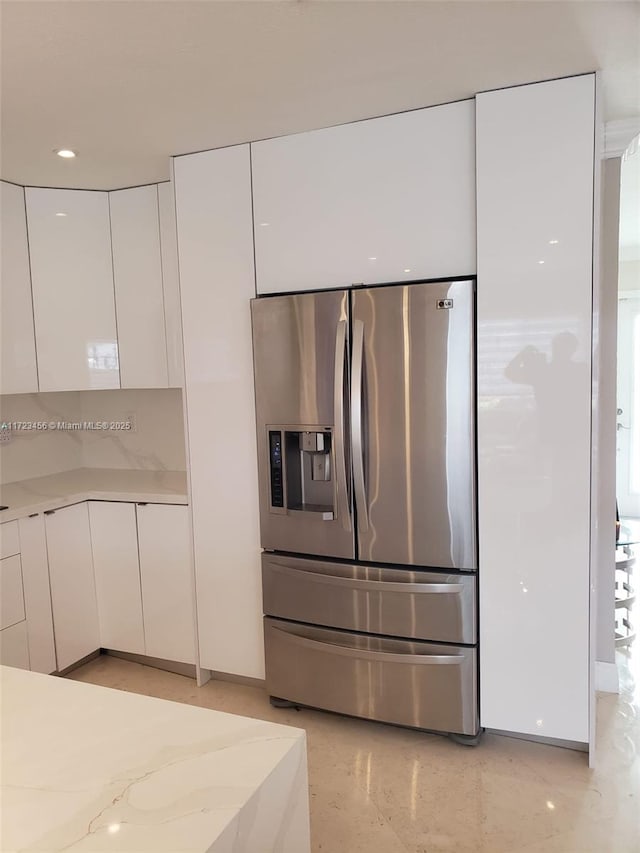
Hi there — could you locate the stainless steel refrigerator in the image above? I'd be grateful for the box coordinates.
[251,278,478,739]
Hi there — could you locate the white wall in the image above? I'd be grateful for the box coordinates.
[0,388,186,483]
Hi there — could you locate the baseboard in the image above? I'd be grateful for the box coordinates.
[486,728,588,752]
[105,649,196,679]
[595,660,620,693]
[210,669,266,689]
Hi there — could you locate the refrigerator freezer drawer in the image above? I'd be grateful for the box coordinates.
[262,553,476,644]
[264,617,478,736]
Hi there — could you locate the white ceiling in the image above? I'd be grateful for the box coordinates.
[1,0,639,191]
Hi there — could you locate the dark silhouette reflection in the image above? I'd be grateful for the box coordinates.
[505,331,589,542]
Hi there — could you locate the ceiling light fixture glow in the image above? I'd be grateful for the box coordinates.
[55,149,77,159]
[404,268,411,273]
[55,212,67,217]
[549,239,559,245]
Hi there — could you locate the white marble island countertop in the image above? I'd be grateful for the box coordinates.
[0,467,188,522]
[1,666,310,852]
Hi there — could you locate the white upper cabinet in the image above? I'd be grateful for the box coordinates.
[0,181,38,393]
[251,100,476,294]
[26,188,119,391]
[476,75,595,745]
[158,180,184,388]
[110,185,169,388]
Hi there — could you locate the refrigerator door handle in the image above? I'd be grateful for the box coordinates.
[270,624,463,665]
[334,320,351,532]
[351,318,369,533]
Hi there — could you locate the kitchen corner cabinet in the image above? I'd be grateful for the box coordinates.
[26,188,119,392]
[136,503,195,664]
[0,181,38,394]
[18,514,57,674]
[109,185,169,389]
[45,503,100,671]
[251,99,476,294]
[88,501,145,655]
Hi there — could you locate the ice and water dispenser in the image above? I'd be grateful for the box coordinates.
[267,427,334,520]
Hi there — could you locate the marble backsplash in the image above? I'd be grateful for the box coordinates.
[0,388,187,484]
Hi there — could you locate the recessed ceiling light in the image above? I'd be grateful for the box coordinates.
[549,239,559,245]
[404,268,411,273]
[368,257,377,261]
[538,260,545,265]
[55,212,67,217]
[55,149,77,159]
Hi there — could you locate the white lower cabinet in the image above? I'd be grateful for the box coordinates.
[0,555,25,629]
[89,502,145,655]
[136,504,195,665]
[89,501,194,666]
[18,515,57,674]
[45,503,100,671]
[0,621,30,669]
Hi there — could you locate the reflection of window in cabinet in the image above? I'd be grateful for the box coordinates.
[615,526,637,648]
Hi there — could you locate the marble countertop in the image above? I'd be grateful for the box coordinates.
[1,666,310,852]
[0,468,189,522]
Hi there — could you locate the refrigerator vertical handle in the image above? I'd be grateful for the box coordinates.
[351,318,369,533]
[334,320,351,532]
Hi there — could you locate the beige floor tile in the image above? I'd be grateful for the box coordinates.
[68,648,640,853]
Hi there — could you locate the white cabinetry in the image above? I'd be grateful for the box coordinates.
[110,185,169,389]
[136,503,194,664]
[0,181,38,394]
[45,503,100,671]
[251,100,476,294]
[0,622,30,669]
[1,555,25,629]
[476,75,595,745]
[26,188,119,392]
[174,146,263,678]
[89,501,145,655]
[18,514,57,674]
[158,180,184,387]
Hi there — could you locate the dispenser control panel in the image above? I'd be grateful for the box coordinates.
[268,430,284,508]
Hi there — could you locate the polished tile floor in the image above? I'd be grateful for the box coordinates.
[69,648,640,852]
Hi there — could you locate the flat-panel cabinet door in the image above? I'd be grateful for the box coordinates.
[89,501,145,655]
[26,188,119,392]
[158,180,184,388]
[0,621,30,669]
[110,185,169,389]
[45,503,100,670]
[18,514,57,674]
[0,181,38,393]
[136,504,194,664]
[251,100,476,294]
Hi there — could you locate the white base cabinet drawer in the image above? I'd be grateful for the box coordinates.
[0,621,30,669]
[1,522,20,559]
[1,555,25,630]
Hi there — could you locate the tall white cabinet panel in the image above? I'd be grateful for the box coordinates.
[136,503,194,664]
[158,180,184,388]
[45,503,100,670]
[110,185,169,388]
[18,514,57,674]
[0,181,38,393]
[174,146,264,678]
[26,188,119,392]
[89,501,145,655]
[251,100,476,294]
[476,75,595,744]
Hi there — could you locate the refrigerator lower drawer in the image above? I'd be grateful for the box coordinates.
[264,617,478,736]
[262,553,476,644]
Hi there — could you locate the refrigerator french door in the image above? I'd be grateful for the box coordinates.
[251,279,479,738]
